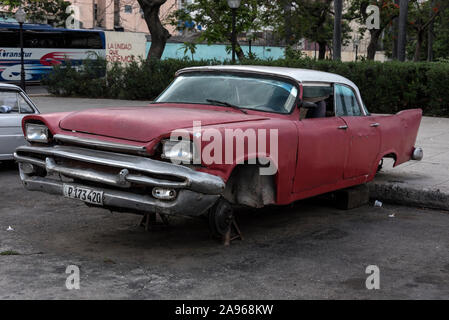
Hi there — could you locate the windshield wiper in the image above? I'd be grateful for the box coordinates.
[206,99,247,114]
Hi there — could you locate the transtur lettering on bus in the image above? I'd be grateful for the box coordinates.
[1,51,33,58]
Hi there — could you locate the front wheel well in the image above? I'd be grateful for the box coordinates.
[222,164,276,208]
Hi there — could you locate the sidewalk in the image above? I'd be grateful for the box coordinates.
[25,85,50,97]
[369,117,449,210]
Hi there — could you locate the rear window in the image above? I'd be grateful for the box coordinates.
[302,85,333,101]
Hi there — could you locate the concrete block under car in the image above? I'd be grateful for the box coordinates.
[335,184,370,210]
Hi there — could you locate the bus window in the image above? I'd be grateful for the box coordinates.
[64,31,102,49]
[86,33,103,49]
[22,30,102,49]
[24,31,66,48]
[0,29,19,47]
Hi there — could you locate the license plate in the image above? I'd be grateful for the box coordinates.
[63,184,104,206]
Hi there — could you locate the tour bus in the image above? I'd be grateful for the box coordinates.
[0,23,105,83]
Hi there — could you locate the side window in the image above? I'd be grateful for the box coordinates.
[301,84,334,120]
[0,91,19,113]
[18,94,35,114]
[335,84,362,117]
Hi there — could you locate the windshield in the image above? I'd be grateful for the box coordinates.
[155,73,299,114]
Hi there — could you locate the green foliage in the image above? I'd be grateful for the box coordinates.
[346,0,400,34]
[44,58,222,100]
[2,0,71,26]
[169,0,263,44]
[43,57,108,98]
[169,0,267,60]
[292,0,352,47]
[43,58,449,117]
[0,250,20,255]
[380,0,449,61]
[285,46,308,60]
[180,42,197,60]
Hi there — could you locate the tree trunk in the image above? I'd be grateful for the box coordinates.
[235,41,245,61]
[138,0,171,60]
[283,0,294,46]
[392,0,400,59]
[427,0,435,61]
[414,29,424,62]
[318,41,327,60]
[397,0,409,62]
[333,0,342,61]
[367,29,382,60]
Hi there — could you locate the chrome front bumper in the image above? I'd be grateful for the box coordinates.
[14,145,225,217]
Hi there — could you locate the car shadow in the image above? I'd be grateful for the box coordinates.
[0,160,18,172]
[50,196,355,256]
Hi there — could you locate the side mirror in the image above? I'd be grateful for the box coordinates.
[301,101,318,109]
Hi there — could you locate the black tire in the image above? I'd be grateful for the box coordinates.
[208,198,233,238]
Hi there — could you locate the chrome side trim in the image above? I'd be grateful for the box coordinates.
[53,134,147,155]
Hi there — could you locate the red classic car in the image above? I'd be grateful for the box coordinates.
[14,66,423,238]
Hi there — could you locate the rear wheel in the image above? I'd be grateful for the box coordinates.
[208,198,234,239]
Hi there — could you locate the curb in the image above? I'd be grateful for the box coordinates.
[27,94,51,97]
[368,182,449,211]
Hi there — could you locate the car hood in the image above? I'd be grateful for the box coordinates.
[59,104,269,143]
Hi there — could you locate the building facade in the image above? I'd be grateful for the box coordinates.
[68,0,178,33]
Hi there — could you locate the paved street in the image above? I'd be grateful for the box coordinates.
[0,161,448,299]
[0,96,448,299]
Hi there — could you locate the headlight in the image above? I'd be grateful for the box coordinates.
[25,123,49,143]
[161,139,195,163]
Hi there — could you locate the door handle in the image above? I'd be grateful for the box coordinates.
[338,125,348,130]
[370,123,380,127]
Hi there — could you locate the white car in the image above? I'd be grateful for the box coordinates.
[0,83,39,160]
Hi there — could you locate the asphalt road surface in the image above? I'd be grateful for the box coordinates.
[0,161,448,299]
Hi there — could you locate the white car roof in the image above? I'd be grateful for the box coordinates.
[0,82,21,90]
[177,65,357,88]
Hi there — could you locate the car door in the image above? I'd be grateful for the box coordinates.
[0,90,35,159]
[293,84,350,193]
[335,84,381,179]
